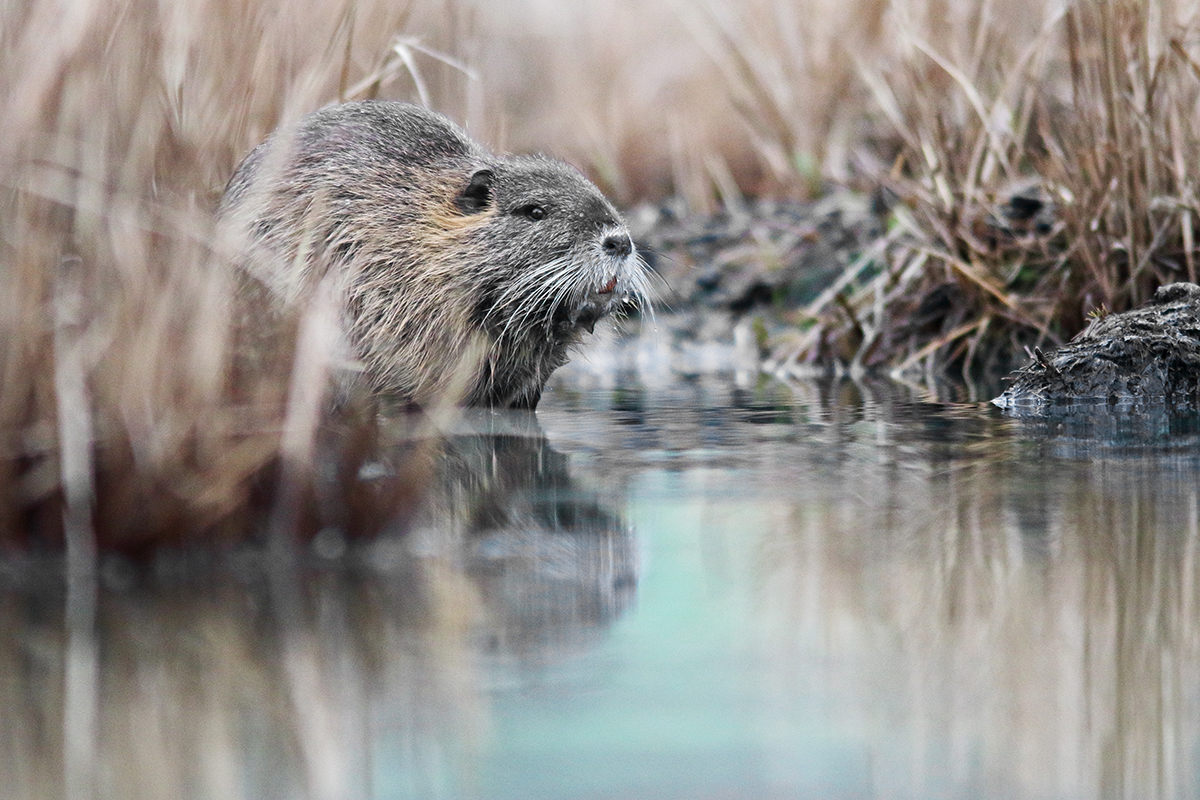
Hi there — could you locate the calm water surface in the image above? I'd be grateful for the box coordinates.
[5,359,1200,800]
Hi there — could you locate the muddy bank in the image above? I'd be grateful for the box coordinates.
[624,188,1036,388]
[993,283,1200,413]
[628,191,884,313]
[625,191,887,374]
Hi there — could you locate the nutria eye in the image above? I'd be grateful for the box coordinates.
[516,204,547,220]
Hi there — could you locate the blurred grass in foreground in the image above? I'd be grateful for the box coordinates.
[0,0,439,547]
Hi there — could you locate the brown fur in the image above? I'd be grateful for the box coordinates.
[219,101,649,409]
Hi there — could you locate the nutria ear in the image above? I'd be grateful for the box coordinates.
[456,168,494,214]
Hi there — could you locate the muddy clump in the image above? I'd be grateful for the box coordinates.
[993,283,1200,412]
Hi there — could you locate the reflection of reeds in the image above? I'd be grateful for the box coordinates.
[753,407,1200,797]
[0,417,634,798]
[0,566,488,800]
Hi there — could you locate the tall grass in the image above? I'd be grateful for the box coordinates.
[0,0,438,548]
[742,0,1200,380]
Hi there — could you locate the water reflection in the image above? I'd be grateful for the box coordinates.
[399,411,637,658]
[538,376,1200,799]
[4,375,1200,799]
[1,411,633,800]
[737,406,1200,799]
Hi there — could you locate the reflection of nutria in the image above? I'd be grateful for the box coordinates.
[220,101,650,409]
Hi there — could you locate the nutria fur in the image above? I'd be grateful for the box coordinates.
[219,101,649,409]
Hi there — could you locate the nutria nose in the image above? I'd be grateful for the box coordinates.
[603,233,632,258]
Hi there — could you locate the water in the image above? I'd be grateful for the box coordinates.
[5,350,1200,800]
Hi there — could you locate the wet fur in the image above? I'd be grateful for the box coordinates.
[219,101,650,408]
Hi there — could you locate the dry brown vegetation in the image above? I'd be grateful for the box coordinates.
[0,0,439,548]
[769,0,1200,382]
[3,0,1200,544]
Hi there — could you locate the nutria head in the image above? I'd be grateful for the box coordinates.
[219,101,651,409]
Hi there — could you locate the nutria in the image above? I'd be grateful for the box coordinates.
[219,101,650,409]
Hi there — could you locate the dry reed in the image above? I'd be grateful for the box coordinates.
[0,0,446,549]
[747,0,1200,380]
